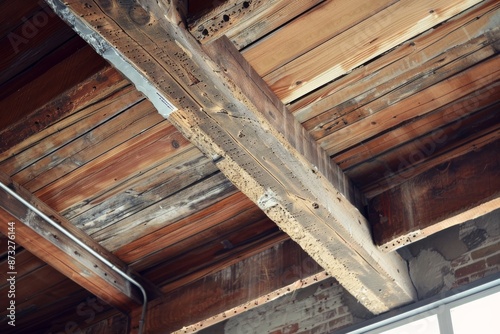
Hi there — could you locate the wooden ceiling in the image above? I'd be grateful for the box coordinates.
[0,0,498,333]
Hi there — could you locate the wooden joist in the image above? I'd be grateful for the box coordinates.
[139,240,327,333]
[260,0,485,103]
[320,55,500,156]
[0,172,155,312]
[290,0,500,121]
[47,0,417,316]
[370,140,500,252]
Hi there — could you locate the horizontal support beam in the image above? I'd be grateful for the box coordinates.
[370,140,500,252]
[135,240,326,333]
[0,172,157,312]
[47,0,416,315]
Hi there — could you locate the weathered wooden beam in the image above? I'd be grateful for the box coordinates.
[46,0,417,316]
[132,240,328,333]
[370,140,500,252]
[187,0,323,48]
[0,172,157,312]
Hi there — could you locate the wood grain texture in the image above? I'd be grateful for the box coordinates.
[320,55,500,156]
[0,65,127,154]
[146,240,325,333]
[0,44,108,140]
[346,100,500,198]
[189,0,323,49]
[290,0,500,121]
[242,0,397,76]
[370,140,500,251]
[0,172,154,312]
[262,0,484,102]
[228,0,323,50]
[303,31,499,141]
[49,0,417,315]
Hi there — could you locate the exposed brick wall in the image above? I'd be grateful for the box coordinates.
[452,236,500,288]
[223,278,353,334]
[202,213,499,334]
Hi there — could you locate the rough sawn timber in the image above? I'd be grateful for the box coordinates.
[47,0,417,318]
[370,140,500,252]
[0,172,151,312]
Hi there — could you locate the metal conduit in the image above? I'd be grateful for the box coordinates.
[0,181,147,333]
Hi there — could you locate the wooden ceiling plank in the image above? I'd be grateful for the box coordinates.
[0,66,128,155]
[0,249,45,283]
[362,124,499,199]
[345,101,500,195]
[143,218,282,287]
[48,0,416,315]
[0,172,148,312]
[369,140,500,251]
[1,289,98,334]
[0,73,137,175]
[188,0,323,49]
[117,192,257,265]
[0,11,74,86]
[91,173,237,251]
[13,90,152,192]
[0,262,68,305]
[263,0,484,103]
[36,121,188,212]
[290,0,499,121]
[64,145,210,226]
[159,233,290,296]
[0,45,108,140]
[0,36,87,101]
[227,0,323,50]
[334,84,500,172]
[0,0,49,39]
[144,240,325,333]
[242,0,397,77]
[304,30,499,141]
[321,55,500,156]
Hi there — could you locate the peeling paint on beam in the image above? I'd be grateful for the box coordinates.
[45,0,178,119]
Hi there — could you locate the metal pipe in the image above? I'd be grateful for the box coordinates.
[0,181,147,333]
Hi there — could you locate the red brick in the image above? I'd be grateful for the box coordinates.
[470,268,497,281]
[454,260,486,278]
[451,254,471,268]
[471,242,500,260]
[283,323,299,334]
[453,276,470,288]
[486,253,500,267]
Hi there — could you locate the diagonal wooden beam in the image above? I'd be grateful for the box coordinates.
[46,0,417,316]
[0,172,159,313]
[370,140,500,252]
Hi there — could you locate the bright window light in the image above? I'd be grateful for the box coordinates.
[450,291,500,334]
[341,278,500,334]
[379,315,440,334]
